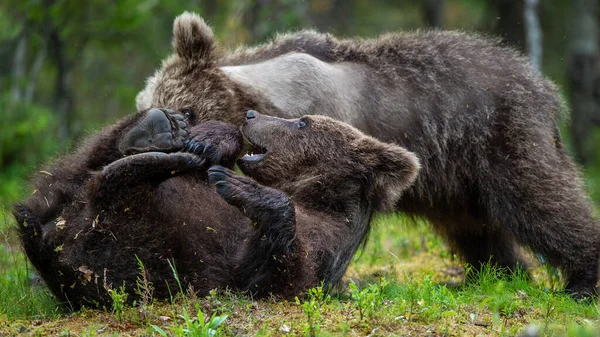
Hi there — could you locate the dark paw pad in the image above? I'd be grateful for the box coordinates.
[119,108,189,154]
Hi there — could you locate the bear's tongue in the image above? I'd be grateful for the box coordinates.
[240,152,266,162]
[240,138,267,162]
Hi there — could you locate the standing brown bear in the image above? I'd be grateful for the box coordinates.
[14,108,419,308]
[135,12,600,298]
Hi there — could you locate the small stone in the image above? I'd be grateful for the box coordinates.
[279,324,290,333]
[516,290,529,299]
[519,324,540,337]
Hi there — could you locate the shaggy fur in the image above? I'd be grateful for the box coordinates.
[14,109,419,308]
[135,12,600,298]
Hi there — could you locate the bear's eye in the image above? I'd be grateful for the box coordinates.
[296,119,308,129]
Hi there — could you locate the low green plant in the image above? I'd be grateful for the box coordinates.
[166,258,187,306]
[295,284,330,336]
[151,304,228,337]
[391,274,458,322]
[135,256,154,309]
[106,284,129,323]
[348,277,388,322]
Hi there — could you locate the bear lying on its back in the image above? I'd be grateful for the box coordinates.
[14,108,419,308]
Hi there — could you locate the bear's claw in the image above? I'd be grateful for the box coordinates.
[209,166,251,204]
[208,165,279,215]
[184,141,221,166]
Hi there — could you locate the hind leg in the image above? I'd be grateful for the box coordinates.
[495,188,600,298]
[12,204,79,306]
[433,216,529,273]
[484,151,600,298]
[489,195,600,298]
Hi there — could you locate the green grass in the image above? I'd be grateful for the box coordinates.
[0,209,61,321]
[1,212,599,336]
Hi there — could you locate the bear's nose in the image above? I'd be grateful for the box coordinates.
[246,110,258,120]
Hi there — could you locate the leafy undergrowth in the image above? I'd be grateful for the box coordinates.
[1,213,599,336]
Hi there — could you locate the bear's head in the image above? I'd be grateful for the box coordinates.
[237,111,420,211]
[136,12,255,125]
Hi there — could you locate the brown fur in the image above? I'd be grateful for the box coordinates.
[14,110,419,308]
[136,12,600,297]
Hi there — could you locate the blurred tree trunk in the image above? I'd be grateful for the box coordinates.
[24,44,46,102]
[202,0,218,19]
[242,0,262,41]
[49,29,73,144]
[524,0,542,70]
[10,30,27,102]
[568,0,599,165]
[10,27,47,104]
[423,0,444,28]
[493,0,525,51]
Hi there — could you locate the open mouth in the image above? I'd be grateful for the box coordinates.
[239,140,268,163]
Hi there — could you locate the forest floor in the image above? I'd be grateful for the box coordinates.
[1,212,599,337]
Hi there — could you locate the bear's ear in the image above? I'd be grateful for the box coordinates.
[356,137,420,211]
[172,12,216,62]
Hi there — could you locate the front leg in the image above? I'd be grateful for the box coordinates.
[88,152,205,211]
[207,166,300,295]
